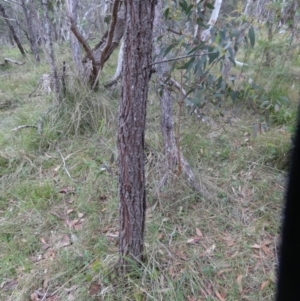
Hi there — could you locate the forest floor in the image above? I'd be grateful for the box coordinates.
[0,44,299,301]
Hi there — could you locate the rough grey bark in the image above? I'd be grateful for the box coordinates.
[0,2,25,56]
[153,0,209,198]
[21,0,40,62]
[118,0,156,271]
[42,0,60,101]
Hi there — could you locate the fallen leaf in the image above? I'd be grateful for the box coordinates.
[54,165,61,172]
[263,239,272,246]
[237,274,243,293]
[0,279,18,291]
[251,244,261,249]
[40,238,47,245]
[215,290,225,301]
[174,251,188,260]
[221,234,235,247]
[168,266,175,277]
[40,238,51,251]
[77,212,84,218]
[30,292,39,301]
[157,232,164,240]
[59,187,76,194]
[46,296,59,301]
[261,244,270,256]
[260,280,270,291]
[67,209,74,214]
[217,269,232,276]
[54,235,70,249]
[187,236,201,244]
[74,223,83,231]
[43,277,49,289]
[195,228,203,238]
[44,248,56,260]
[88,282,101,296]
[201,244,216,256]
[65,219,79,228]
[71,234,78,243]
[50,211,65,220]
[106,232,119,238]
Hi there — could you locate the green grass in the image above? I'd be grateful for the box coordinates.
[0,33,299,301]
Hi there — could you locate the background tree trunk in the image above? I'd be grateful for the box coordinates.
[118,0,156,272]
[0,2,25,56]
[66,0,82,74]
[153,0,209,198]
[42,0,60,101]
[21,0,40,62]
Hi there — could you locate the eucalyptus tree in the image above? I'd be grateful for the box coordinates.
[20,0,40,62]
[117,0,157,272]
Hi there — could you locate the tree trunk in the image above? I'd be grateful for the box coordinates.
[201,0,223,42]
[21,0,40,62]
[0,3,25,56]
[118,0,156,272]
[153,0,209,198]
[42,0,60,101]
[66,0,82,74]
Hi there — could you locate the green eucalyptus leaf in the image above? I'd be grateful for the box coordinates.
[179,0,188,12]
[248,26,255,48]
[206,2,215,9]
[208,50,219,64]
[164,8,169,19]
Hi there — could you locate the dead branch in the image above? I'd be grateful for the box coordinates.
[2,58,25,65]
[11,125,37,131]
[170,78,187,96]
[104,73,121,88]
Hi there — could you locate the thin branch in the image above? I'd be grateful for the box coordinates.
[11,125,37,131]
[69,17,97,72]
[99,0,120,70]
[167,27,182,35]
[150,52,218,66]
[170,78,187,96]
[92,0,121,89]
[104,73,121,88]
[57,148,72,180]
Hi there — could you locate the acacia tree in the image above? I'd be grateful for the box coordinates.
[118,0,157,272]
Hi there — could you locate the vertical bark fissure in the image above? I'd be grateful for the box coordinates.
[118,0,156,272]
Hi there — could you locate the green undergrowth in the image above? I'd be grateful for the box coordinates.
[0,41,299,301]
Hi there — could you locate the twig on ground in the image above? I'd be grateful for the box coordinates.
[57,148,72,180]
[11,125,38,131]
[2,58,25,65]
